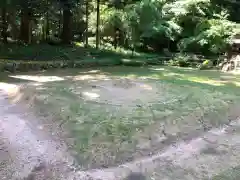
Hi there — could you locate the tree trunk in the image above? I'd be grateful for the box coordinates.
[1,4,8,43]
[113,0,122,49]
[46,0,50,40]
[62,7,72,44]
[59,8,62,37]
[42,22,45,40]
[46,12,50,40]
[113,27,117,49]
[20,9,31,43]
[8,8,19,40]
[96,0,100,49]
[85,0,89,47]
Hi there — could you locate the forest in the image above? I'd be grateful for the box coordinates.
[0,0,240,67]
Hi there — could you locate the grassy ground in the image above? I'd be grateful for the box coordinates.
[2,66,240,173]
[0,43,163,73]
[212,165,240,180]
[0,42,159,62]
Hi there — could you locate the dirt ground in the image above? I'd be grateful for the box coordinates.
[1,67,240,179]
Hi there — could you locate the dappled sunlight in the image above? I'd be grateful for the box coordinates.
[173,66,195,70]
[184,77,225,86]
[125,74,138,79]
[230,71,240,75]
[36,86,47,90]
[220,75,238,80]
[74,41,83,47]
[177,72,240,87]
[80,70,102,74]
[11,92,24,103]
[82,91,100,100]
[9,75,65,82]
[0,82,20,97]
[138,76,158,80]
[72,74,109,81]
[163,72,183,77]
[121,58,132,63]
[176,67,195,71]
[87,70,101,73]
[139,84,153,90]
[0,82,24,103]
[232,81,240,87]
[29,83,43,87]
[149,67,165,71]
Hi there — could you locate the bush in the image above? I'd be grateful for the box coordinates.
[169,53,191,67]
[198,60,213,70]
[178,60,190,67]
[169,59,179,66]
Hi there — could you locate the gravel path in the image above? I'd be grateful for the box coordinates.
[0,83,240,180]
[0,85,78,180]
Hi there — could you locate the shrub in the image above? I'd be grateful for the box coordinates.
[170,53,191,67]
[169,59,178,66]
[178,60,190,67]
[198,60,213,70]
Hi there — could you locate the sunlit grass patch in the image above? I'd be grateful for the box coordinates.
[184,76,225,86]
[9,75,65,82]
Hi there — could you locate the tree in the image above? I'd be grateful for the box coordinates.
[8,8,19,40]
[96,0,100,49]
[45,0,50,40]
[85,0,89,46]
[1,0,8,43]
[18,0,35,43]
[0,0,238,56]
[61,0,73,44]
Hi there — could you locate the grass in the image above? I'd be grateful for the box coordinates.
[212,165,240,180]
[0,43,163,73]
[3,66,240,170]
[0,41,160,62]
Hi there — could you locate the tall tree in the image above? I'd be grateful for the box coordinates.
[96,0,100,49]
[8,8,19,40]
[61,0,73,44]
[85,0,89,47]
[45,0,50,40]
[1,0,8,43]
[20,8,31,43]
[18,0,36,44]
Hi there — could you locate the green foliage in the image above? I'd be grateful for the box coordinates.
[89,0,238,55]
[89,5,126,37]
[124,0,182,49]
[178,19,237,55]
[198,59,213,70]
[1,0,240,63]
[170,53,191,67]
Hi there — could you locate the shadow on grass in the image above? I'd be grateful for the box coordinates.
[124,172,146,180]
[97,66,240,95]
[1,65,240,96]
[212,165,240,180]
[0,72,36,84]
[0,43,157,62]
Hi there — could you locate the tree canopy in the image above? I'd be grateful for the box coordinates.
[0,0,240,55]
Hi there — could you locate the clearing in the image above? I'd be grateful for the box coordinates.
[1,66,240,179]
